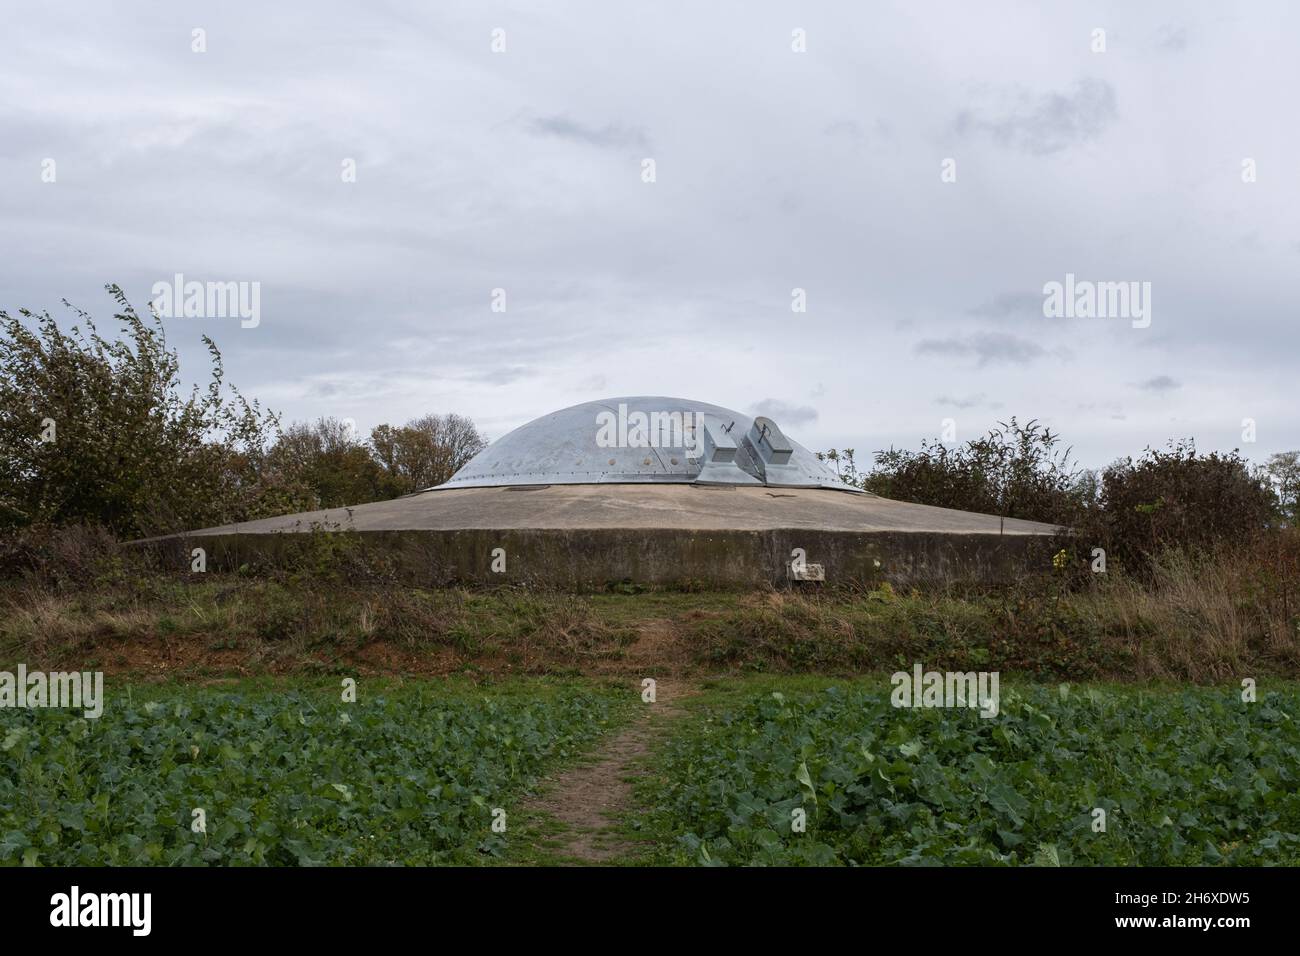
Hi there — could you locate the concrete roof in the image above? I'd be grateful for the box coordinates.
[180,484,1062,536]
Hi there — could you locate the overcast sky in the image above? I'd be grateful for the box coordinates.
[2,1,1296,470]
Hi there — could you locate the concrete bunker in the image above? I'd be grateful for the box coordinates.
[150,397,1065,587]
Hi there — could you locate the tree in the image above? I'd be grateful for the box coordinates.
[1263,451,1300,526]
[263,413,489,507]
[0,286,282,537]
[370,413,486,494]
[825,426,1277,574]
[263,418,389,510]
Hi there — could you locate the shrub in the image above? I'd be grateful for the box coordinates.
[822,418,1084,525]
[0,523,124,587]
[1097,441,1274,573]
[826,426,1280,578]
[0,286,283,538]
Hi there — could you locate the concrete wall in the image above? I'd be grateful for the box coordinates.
[147,527,1070,589]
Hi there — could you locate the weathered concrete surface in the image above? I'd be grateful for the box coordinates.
[144,486,1065,588]
[173,484,1061,536]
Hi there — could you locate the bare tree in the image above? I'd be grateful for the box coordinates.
[370,413,487,492]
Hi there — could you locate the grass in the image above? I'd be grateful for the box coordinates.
[5,521,1298,681]
[4,551,1298,682]
[0,580,643,677]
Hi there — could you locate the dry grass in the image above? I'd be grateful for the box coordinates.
[685,541,1300,682]
[0,580,642,678]
[1,531,1297,683]
[1083,548,1300,680]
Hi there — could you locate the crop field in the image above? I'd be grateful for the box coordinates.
[634,680,1300,866]
[3,673,1296,867]
[0,679,631,866]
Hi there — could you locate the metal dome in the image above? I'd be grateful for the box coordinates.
[434,396,860,492]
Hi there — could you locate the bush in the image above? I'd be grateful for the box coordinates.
[1095,441,1275,573]
[822,418,1084,525]
[0,523,124,587]
[826,425,1282,578]
[0,286,284,538]
[1,287,490,541]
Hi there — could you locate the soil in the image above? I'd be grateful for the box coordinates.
[517,623,697,863]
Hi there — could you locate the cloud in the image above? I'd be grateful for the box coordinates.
[823,118,893,146]
[914,332,1054,367]
[470,366,534,386]
[1,2,1297,472]
[824,120,864,141]
[936,393,986,409]
[1155,25,1189,52]
[967,292,1043,320]
[954,79,1118,155]
[749,399,818,427]
[527,115,650,151]
[1138,375,1181,392]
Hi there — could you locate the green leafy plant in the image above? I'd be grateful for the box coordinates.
[638,683,1300,866]
[0,681,628,866]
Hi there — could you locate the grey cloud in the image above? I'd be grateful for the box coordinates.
[1,1,1297,472]
[528,115,650,151]
[968,292,1043,320]
[823,118,894,145]
[1155,25,1189,51]
[915,333,1052,367]
[750,399,818,427]
[1139,375,1181,392]
[954,79,1118,155]
[824,120,863,141]
[471,366,535,386]
[936,394,986,409]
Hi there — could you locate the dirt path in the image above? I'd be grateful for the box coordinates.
[519,623,696,864]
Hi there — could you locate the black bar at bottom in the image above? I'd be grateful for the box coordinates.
[0,865,1284,942]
